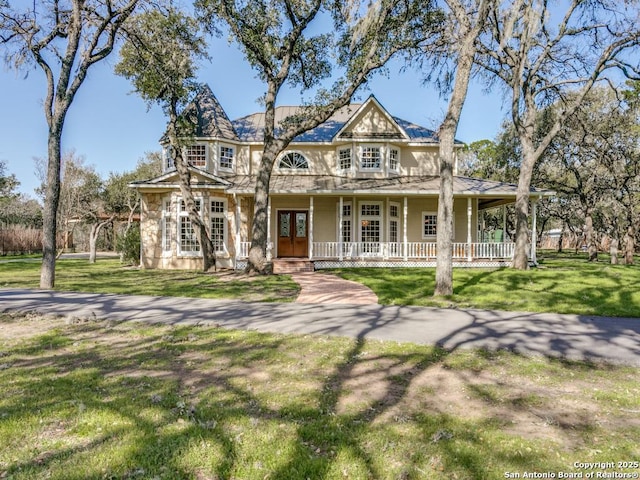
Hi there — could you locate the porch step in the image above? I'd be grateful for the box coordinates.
[273,258,315,274]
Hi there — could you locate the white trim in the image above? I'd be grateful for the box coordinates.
[209,196,228,255]
[332,96,410,140]
[388,201,400,243]
[161,197,173,256]
[184,143,209,170]
[358,200,384,242]
[309,197,314,259]
[218,143,235,173]
[467,198,473,261]
[388,145,401,174]
[276,151,310,172]
[358,144,384,172]
[177,196,204,257]
[422,211,438,240]
[403,197,408,261]
[336,146,354,174]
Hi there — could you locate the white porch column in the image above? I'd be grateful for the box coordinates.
[531,200,538,265]
[384,197,389,259]
[338,196,344,261]
[467,197,473,261]
[234,194,241,268]
[403,196,408,261]
[266,197,272,261]
[502,204,507,242]
[309,196,314,259]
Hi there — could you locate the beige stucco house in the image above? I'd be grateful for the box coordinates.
[131,85,549,271]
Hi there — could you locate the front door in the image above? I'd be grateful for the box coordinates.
[278,210,308,257]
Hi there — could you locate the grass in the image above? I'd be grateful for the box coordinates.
[332,251,640,317]
[0,258,299,302]
[1,313,639,480]
[1,251,639,316]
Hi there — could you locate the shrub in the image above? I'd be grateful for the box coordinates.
[116,225,140,265]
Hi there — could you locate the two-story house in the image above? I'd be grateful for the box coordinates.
[131,85,549,271]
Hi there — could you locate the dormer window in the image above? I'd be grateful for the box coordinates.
[360,146,382,170]
[186,145,207,168]
[219,145,234,171]
[337,147,352,171]
[279,152,309,170]
[389,148,399,171]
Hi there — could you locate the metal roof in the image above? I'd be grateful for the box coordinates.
[224,174,551,197]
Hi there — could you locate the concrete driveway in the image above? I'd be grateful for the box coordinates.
[1,288,639,366]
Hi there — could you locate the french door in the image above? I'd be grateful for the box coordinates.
[277,210,308,257]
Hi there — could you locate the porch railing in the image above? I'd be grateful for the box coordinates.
[312,242,515,260]
[235,241,515,261]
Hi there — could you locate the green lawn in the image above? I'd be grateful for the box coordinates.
[1,252,639,316]
[0,258,299,302]
[1,315,638,480]
[332,252,640,317]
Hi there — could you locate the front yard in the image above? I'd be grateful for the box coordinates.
[1,314,638,479]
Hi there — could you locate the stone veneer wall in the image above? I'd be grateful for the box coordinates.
[141,191,239,270]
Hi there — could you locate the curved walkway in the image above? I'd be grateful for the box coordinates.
[1,288,639,366]
[291,272,378,304]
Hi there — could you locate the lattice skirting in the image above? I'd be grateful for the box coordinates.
[313,260,515,269]
[235,259,529,270]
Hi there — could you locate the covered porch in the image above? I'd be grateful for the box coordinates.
[232,187,544,269]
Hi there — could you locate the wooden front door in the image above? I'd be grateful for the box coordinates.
[277,210,308,257]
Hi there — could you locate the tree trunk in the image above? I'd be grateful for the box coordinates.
[40,126,63,288]
[624,226,635,265]
[167,108,216,272]
[557,222,565,253]
[512,141,536,269]
[88,218,113,264]
[434,0,490,296]
[610,238,618,265]
[584,208,597,262]
[434,135,455,296]
[246,143,279,275]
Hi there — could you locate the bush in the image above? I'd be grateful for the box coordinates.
[116,225,140,265]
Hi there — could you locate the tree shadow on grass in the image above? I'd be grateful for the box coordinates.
[2,307,638,479]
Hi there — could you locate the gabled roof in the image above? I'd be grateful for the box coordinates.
[172,86,460,145]
[129,166,231,190]
[181,85,238,141]
[333,95,409,140]
[228,96,447,144]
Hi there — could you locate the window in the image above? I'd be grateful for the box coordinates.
[162,146,175,171]
[210,199,227,253]
[279,152,309,169]
[389,148,399,171]
[338,148,352,171]
[341,203,352,243]
[336,202,353,255]
[360,146,381,170]
[219,145,234,170]
[162,199,172,253]
[423,212,437,238]
[186,145,207,168]
[360,202,382,254]
[179,199,202,255]
[389,203,399,243]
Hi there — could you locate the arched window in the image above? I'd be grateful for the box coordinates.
[279,152,309,169]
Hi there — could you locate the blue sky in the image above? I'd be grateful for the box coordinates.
[0,35,509,198]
